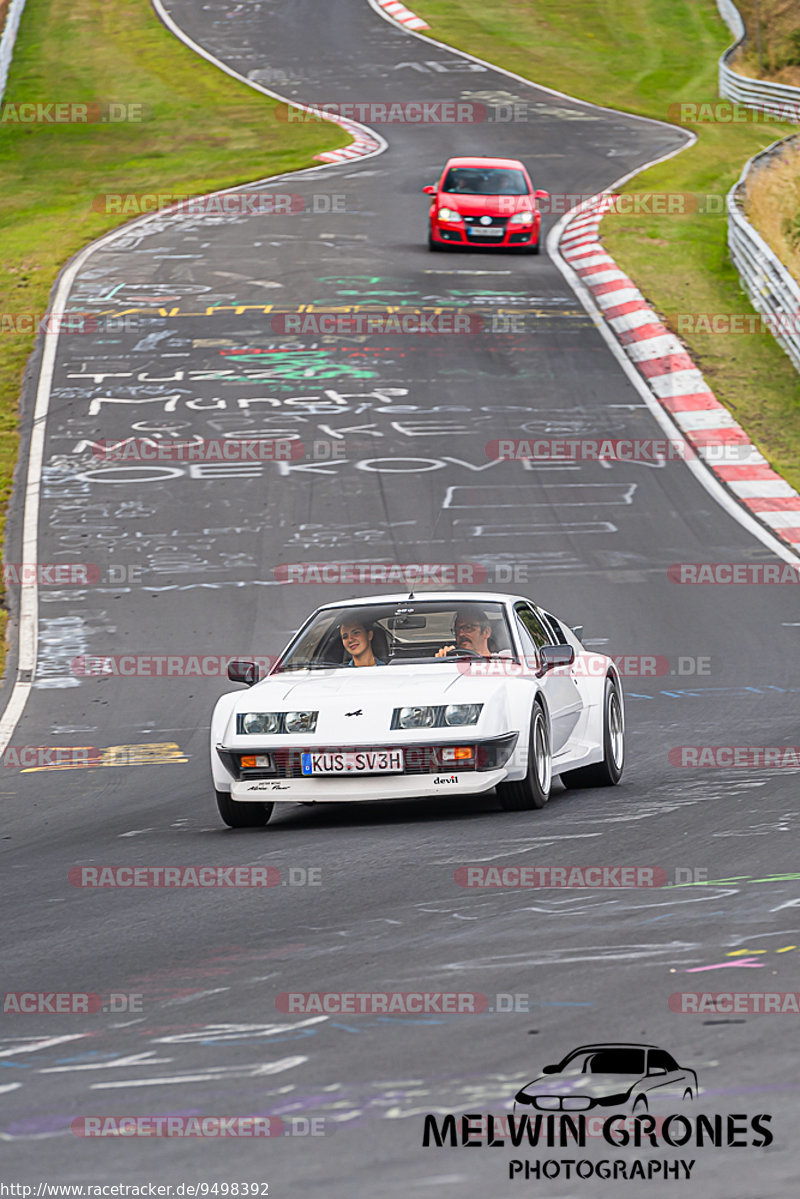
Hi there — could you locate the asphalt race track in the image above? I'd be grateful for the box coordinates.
[2,1,800,1194]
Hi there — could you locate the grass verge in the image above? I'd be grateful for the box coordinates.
[733,0,800,85]
[0,0,349,662]
[413,0,800,493]
[743,136,800,284]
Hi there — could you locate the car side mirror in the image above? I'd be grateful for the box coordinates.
[227,659,259,686]
[648,1066,668,1076]
[542,1064,559,1074]
[535,189,549,200]
[423,184,436,195]
[538,645,575,676]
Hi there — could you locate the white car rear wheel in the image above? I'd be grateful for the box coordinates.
[560,676,624,789]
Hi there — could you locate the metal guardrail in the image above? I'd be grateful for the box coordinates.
[728,137,800,373]
[717,0,800,117]
[717,3,800,373]
[0,0,28,105]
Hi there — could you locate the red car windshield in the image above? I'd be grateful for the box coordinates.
[442,167,528,196]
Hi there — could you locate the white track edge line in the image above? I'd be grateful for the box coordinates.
[0,0,28,104]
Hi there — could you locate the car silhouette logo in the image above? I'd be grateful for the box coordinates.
[514,1042,698,1115]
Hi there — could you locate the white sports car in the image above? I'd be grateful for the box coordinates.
[210,592,624,827]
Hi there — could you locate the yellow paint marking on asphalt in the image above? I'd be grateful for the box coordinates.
[727,947,797,956]
[21,743,188,772]
[102,303,582,319]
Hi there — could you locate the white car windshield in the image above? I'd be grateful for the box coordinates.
[275,600,515,671]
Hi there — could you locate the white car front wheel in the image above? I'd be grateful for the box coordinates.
[215,790,274,829]
[496,701,551,811]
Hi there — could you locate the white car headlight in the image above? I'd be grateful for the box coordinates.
[437,207,463,222]
[509,211,534,225]
[398,706,437,729]
[241,712,282,735]
[444,704,482,727]
[284,710,318,734]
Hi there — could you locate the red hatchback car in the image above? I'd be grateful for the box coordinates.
[424,155,548,253]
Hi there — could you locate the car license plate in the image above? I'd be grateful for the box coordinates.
[470,227,503,236]
[301,750,404,775]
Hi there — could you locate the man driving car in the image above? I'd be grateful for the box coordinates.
[435,605,495,658]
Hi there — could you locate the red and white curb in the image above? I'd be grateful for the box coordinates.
[558,198,800,552]
[149,2,385,169]
[316,0,428,161]
[376,0,430,31]
[315,117,383,163]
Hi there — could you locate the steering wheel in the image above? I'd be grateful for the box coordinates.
[442,646,482,658]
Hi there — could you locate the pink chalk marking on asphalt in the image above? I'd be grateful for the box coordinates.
[685,958,765,972]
